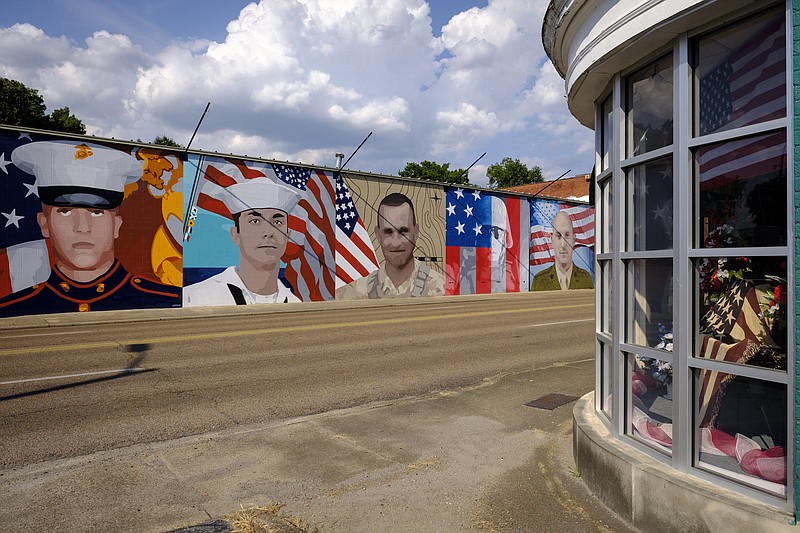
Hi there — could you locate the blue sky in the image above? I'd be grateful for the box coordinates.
[0,0,592,188]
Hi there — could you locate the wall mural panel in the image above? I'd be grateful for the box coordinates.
[529,198,595,291]
[0,130,182,317]
[445,187,530,295]
[183,155,337,305]
[0,127,595,318]
[336,173,446,300]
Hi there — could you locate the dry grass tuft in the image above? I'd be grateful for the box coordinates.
[224,503,319,533]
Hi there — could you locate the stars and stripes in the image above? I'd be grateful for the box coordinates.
[445,188,529,295]
[275,164,337,301]
[697,280,776,427]
[194,158,338,302]
[529,199,595,266]
[698,15,786,189]
[0,133,51,298]
[334,174,378,286]
[699,280,773,345]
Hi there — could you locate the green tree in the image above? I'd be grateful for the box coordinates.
[486,157,544,188]
[152,135,182,148]
[398,160,469,185]
[0,78,86,133]
[48,106,86,134]
[0,78,47,128]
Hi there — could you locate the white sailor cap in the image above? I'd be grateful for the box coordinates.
[12,140,142,209]
[221,177,303,216]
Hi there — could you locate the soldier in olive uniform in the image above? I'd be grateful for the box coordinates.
[337,193,444,300]
[532,210,593,291]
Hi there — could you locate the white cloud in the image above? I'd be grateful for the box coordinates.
[0,0,594,184]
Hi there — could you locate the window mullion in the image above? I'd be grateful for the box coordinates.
[673,33,691,470]
[612,73,625,438]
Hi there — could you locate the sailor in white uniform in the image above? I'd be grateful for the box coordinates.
[184,177,302,306]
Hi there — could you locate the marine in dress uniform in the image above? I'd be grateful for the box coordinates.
[183,177,303,307]
[0,140,180,317]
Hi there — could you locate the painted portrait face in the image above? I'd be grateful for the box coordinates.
[231,208,290,267]
[376,202,418,271]
[551,211,576,271]
[490,196,509,264]
[37,204,122,275]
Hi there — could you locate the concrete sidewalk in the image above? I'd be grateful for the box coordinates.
[1,356,638,532]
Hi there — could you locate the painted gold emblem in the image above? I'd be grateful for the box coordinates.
[74,144,93,160]
[78,303,90,312]
[96,283,105,293]
[59,282,70,292]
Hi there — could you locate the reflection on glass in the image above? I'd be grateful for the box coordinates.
[630,353,672,453]
[696,371,786,495]
[628,259,673,348]
[601,179,613,253]
[695,9,785,137]
[603,261,613,334]
[601,342,612,418]
[631,157,673,251]
[697,131,787,248]
[602,96,613,171]
[696,256,787,370]
[628,56,673,156]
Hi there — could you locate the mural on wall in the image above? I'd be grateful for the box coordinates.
[529,198,595,291]
[183,155,355,305]
[445,188,530,295]
[0,128,597,319]
[0,131,183,316]
[336,174,445,299]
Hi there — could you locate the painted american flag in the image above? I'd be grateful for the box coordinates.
[529,198,595,266]
[0,131,51,298]
[445,188,529,295]
[334,174,378,287]
[194,158,338,301]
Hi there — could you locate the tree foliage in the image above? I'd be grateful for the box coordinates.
[152,135,183,148]
[486,157,543,188]
[48,106,86,134]
[0,78,87,134]
[398,160,469,185]
[0,78,47,128]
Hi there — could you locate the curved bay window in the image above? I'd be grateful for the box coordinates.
[596,4,792,505]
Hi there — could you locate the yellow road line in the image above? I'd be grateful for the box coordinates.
[0,302,594,356]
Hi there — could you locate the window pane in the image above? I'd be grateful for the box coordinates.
[695,10,785,137]
[696,371,786,496]
[601,96,613,171]
[600,341,612,418]
[601,179,613,253]
[631,353,673,454]
[603,261,614,334]
[696,131,787,248]
[631,157,673,251]
[628,259,673,349]
[695,256,787,370]
[628,56,673,156]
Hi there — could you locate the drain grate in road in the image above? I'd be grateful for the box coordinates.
[525,393,579,410]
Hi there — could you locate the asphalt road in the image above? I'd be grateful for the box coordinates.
[0,290,595,470]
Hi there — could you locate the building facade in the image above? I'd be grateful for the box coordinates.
[543,0,798,527]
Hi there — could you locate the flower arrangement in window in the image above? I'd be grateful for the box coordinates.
[698,225,752,302]
[636,323,673,386]
[758,275,786,344]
